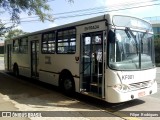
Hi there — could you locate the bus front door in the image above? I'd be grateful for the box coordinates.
[31,40,39,79]
[7,44,12,71]
[80,32,105,97]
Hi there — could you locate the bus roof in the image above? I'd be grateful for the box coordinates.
[6,13,151,40]
[6,14,112,40]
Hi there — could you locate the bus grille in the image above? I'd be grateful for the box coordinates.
[129,81,151,91]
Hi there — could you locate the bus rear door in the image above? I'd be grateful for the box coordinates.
[6,44,12,71]
[31,40,39,79]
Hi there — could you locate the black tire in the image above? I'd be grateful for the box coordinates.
[13,64,19,77]
[61,76,75,95]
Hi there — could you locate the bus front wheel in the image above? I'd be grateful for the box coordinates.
[61,76,75,95]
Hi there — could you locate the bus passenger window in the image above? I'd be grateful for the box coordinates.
[42,32,55,54]
[57,28,76,54]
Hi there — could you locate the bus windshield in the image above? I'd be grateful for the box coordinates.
[108,29,155,70]
[112,15,153,32]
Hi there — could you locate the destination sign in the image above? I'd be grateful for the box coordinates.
[84,25,99,31]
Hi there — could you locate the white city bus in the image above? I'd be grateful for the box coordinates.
[4,14,157,103]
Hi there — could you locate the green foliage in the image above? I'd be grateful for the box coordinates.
[4,29,28,40]
[0,0,73,36]
[0,0,54,23]
[0,20,15,36]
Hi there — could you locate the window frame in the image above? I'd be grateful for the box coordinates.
[19,37,28,54]
[56,28,76,54]
[13,39,20,53]
[42,31,56,54]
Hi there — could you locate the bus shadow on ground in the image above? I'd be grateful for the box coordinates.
[0,71,145,113]
[73,93,145,112]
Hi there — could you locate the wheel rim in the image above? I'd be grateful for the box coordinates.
[64,79,72,90]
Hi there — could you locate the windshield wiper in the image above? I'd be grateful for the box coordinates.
[125,27,138,55]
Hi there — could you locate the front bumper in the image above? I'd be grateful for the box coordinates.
[106,81,157,103]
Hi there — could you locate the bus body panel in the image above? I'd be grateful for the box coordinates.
[76,21,107,34]
[11,54,31,77]
[38,54,79,86]
[12,54,31,77]
[105,68,156,86]
[105,68,157,103]
[118,68,156,84]
[39,71,59,85]
[19,67,31,77]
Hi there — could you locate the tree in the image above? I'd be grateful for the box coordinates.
[1,0,54,23]
[4,29,28,39]
[0,0,73,36]
[0,0,53,35]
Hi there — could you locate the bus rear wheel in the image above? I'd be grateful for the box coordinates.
[13,64,19,77]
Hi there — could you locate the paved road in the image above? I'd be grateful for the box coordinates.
[150,67,160,98]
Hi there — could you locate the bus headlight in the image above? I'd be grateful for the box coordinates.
[113,84,130,92]
[148,80,155,87]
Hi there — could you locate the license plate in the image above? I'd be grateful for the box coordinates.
[138,91,145,97]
